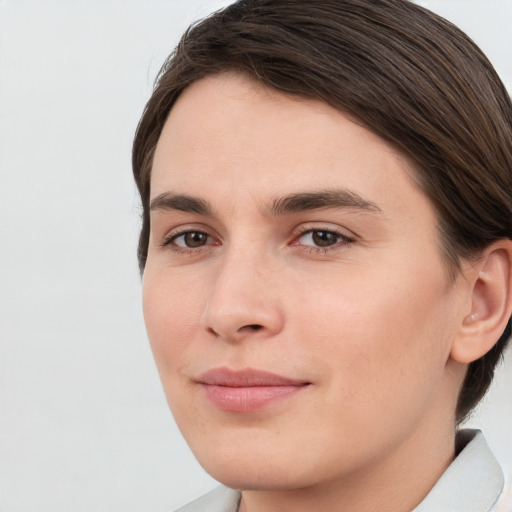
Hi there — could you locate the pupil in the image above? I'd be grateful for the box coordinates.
[312,231,337,247]
[185,232,207,247]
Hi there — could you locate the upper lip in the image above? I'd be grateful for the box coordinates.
[197,367,310,387]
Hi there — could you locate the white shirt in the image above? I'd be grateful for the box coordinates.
[175,429,506,512]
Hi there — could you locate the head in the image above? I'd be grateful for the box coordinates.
[133,0,512,494]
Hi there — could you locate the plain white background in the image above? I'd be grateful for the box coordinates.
[0,1,511,511]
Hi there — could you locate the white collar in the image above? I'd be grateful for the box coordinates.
[414,429,504,511]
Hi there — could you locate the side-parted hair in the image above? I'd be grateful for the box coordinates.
[132,0,512,422]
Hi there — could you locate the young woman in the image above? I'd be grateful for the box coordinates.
[132,1,512,510]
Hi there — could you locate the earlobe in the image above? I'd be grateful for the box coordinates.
[451,240,512,364]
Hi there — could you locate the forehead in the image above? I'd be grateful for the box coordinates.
[151,73,428,221]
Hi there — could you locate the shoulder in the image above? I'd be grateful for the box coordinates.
[175,486,241,512]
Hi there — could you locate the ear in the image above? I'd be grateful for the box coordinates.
[451,240,512,364]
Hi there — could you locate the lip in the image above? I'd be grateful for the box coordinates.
[196,367,310,413]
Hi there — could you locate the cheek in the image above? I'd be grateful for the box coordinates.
[142,269,203,375]
[294,264,455,421]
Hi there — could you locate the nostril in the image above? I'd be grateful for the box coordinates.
[246,324,263,331]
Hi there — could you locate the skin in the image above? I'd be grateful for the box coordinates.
[143,73,475,512]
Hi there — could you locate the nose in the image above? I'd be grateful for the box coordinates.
[199,249,284,342]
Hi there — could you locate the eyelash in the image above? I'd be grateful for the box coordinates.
[293,227,355,254]
[161,229,217,254]
[161,226,355,255]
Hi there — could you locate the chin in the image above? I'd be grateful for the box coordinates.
[202,458,311,492]
[186,431,331,492]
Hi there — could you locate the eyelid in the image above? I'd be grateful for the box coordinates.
[291,223,357,242]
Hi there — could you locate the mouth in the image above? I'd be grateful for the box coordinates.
[196,367,311,413]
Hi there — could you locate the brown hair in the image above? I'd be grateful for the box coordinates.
[132,0,512,422]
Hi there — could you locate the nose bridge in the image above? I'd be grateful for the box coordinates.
[200,239,283,340]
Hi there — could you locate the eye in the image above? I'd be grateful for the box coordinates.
[295,229,353,249]
[300,230,339,247]
[167,230,214,249]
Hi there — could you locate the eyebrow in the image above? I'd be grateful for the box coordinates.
[268,189,382,215]
[149,189,382,217]
[150,193,214,216]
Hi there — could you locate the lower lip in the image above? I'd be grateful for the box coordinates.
[200,384,308,413]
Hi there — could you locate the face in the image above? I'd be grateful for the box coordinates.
[143,73,470,492]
